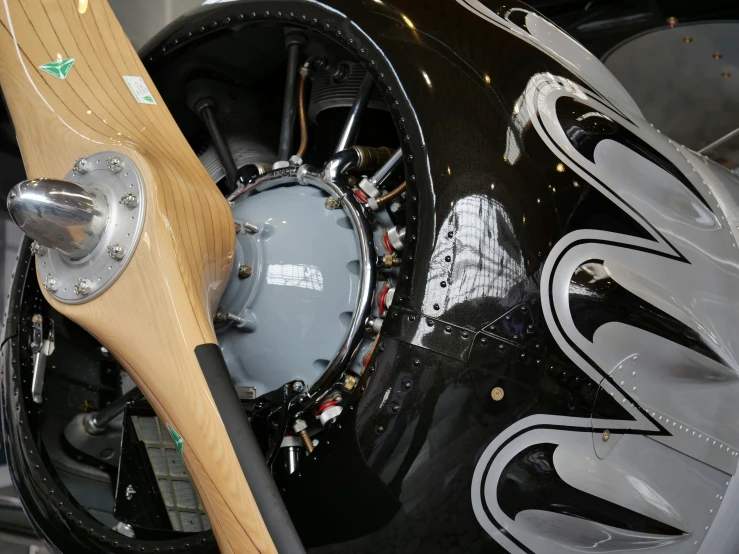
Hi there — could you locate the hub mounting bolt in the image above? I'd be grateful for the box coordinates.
[119,193,138,209]
[30,241,47,256]
[74,278,92,297]
[107,244,126,260]
[74,157,92,174]
[43,275,59,293]
[107,156,124,173]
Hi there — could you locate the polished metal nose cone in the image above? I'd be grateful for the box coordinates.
[7,178,108,259]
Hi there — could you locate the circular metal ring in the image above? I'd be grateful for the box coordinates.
[238,161,376,410]
[35,151,145,303]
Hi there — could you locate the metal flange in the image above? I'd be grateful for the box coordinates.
[33,151,145,303]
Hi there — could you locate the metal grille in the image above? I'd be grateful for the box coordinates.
[131,416,211,532]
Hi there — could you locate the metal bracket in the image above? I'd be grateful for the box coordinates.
[30,314,54,404]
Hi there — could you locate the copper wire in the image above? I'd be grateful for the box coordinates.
[296,72,309,158]
[376,181,406,206]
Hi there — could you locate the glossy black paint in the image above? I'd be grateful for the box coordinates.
[569,260,726,364]
[556,95,710,211]
[3,1,701,553]
[114,405,174,535]
[497,443,685,536]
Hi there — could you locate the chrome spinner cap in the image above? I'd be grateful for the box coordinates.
[7,178,108,259]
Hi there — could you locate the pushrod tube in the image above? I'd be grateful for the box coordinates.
[277,33,305,161]
[334,71,374,153]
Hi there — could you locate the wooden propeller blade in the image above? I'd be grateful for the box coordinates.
[0,0,282,552]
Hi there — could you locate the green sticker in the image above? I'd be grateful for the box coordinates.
[166,423,184,455]
[39,57,75,80]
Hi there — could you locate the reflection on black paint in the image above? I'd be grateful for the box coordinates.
[569,260,726,365]
[497,443,685,536]
[556,96,711,211]
[423,195,526,315]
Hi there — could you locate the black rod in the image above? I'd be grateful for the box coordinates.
[277,32,305,161]
[89,388,143,429]
[335,71,374,153]
[197,98,238,193]
[195,344,306,554]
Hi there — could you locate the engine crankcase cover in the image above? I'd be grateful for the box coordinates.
[217,184,361,396]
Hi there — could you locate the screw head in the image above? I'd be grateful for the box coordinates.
[107,156,124,173]
[238,264,253,279]
[491,387,505,401]
[74,278,92,297]
[43,275,59,293]
[602,430,611,442]
[74,157,92,174]
[292,381,305,393]
[30,241,47,256]
[325,197,341,210]
[119,193,138,209]
[107,244,126,260]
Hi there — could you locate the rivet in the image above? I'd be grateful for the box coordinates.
[683,36,693,43]
[391,403,399,413]
[445,255,451,262]
[413,358,421,366]
[462,331,469,338]
[426,318,434,327]
[480,337,488,344]
[602,430,611,442]
[713,52,723,60]
[433,303,440,310]
[722,71,732,79]
[491,387,504,401]
[376,425,385,434]
[498,344,505,352]
[402,381,411,390]
[440,281,447,287]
